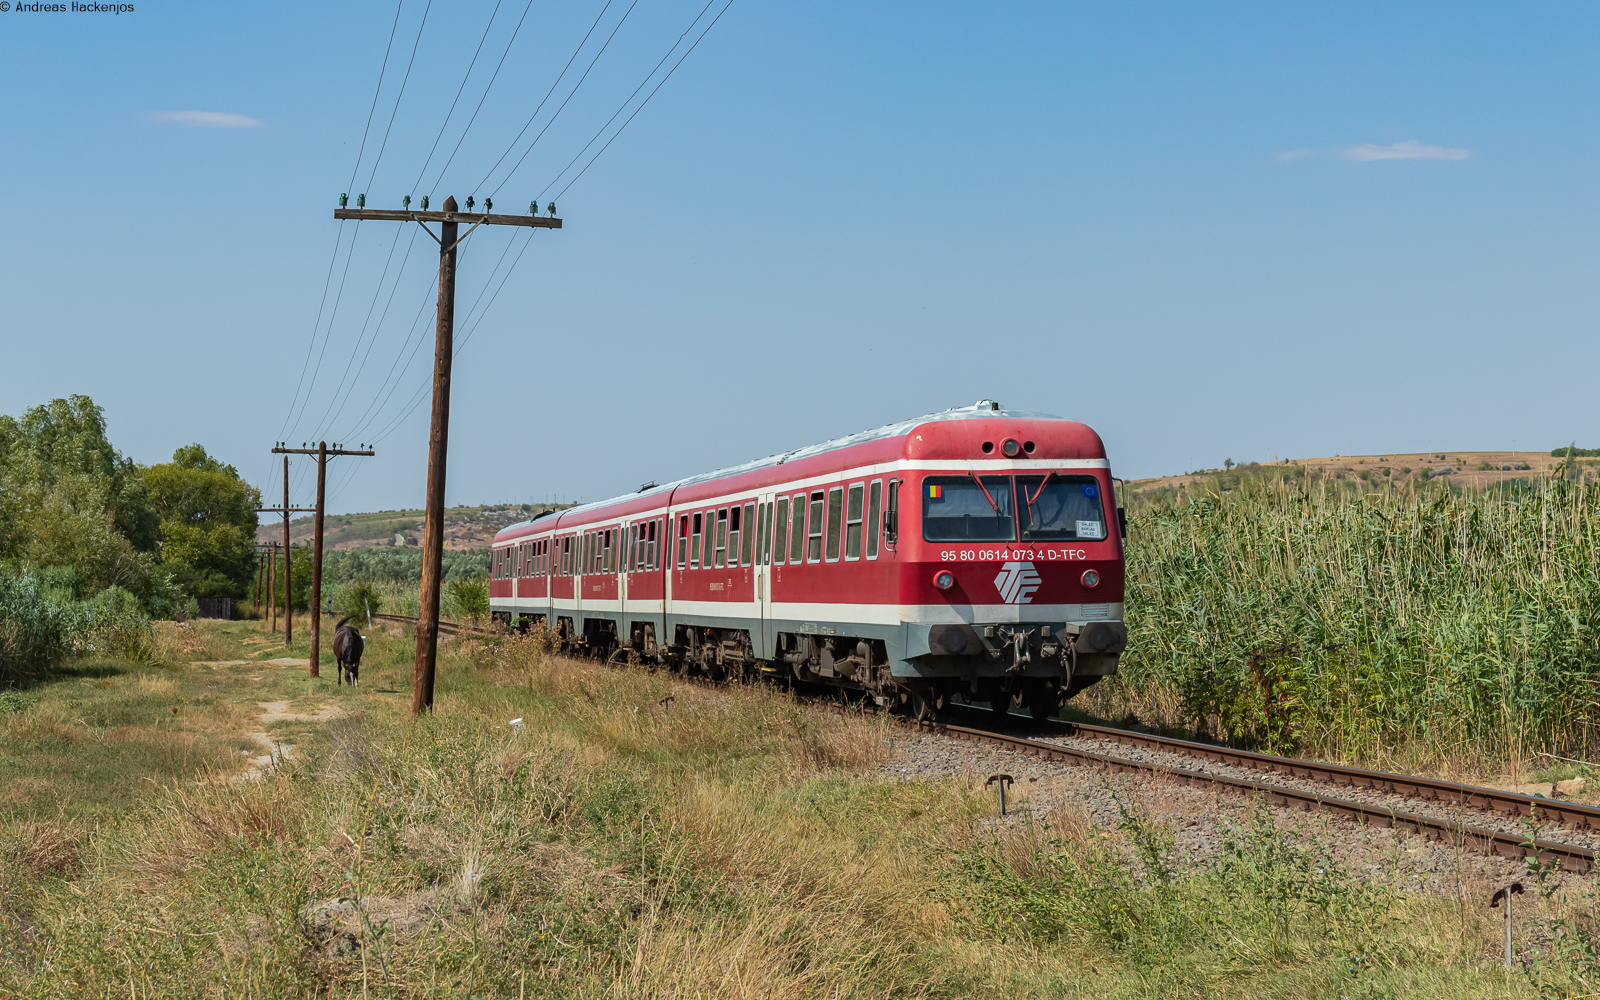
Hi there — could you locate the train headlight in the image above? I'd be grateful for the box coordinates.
[933,570,955,591]
[1081,569,1100,588]
[1002,438,1021,457]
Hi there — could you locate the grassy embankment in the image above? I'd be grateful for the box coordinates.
[3,619,1590,998]
[1087,471,1600,781]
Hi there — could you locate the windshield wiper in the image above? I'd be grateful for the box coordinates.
[968,472,1003,514]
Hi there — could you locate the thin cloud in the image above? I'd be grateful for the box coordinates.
[1344,140,1469,162]
[147,111,263,128]
[1275,149,1313,162]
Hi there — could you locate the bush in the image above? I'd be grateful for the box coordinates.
[446,575,489,620]
[0,572,79,682]
[334,579,383,625]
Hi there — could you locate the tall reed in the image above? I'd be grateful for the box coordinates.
[1112,477,1600,765]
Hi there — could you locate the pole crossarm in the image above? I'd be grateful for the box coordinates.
[334,209,561,229]
[255,507,317,514]
[272,447,376,457]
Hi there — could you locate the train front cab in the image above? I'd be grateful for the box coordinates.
[888,461,1128,720]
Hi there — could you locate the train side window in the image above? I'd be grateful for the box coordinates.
[742,502,755,566]
[790,494,806,563]
[715,509,729,568]
[691,513,703,568]
[825,487,844,561]
[603,530,612,573]
[755,502,768,565]
[646,519,657,570]
[677,516,688,569]
[807,492,824,562]
[867,481,883,559]
[844,484,865,560]
[884,480,900,548]
[726,507,739,568]
[773,497,789,565]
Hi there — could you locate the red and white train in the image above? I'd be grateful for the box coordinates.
[489,400,1128,718]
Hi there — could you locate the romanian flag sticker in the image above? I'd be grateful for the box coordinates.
[928,484,943,500]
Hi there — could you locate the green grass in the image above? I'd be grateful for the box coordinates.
[0,620,1586,998]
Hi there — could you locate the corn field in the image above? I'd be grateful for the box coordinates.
[1117,478,1600,764]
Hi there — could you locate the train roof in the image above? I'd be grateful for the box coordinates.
[493,400,1104,543]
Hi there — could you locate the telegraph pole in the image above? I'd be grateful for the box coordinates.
[272,441,375,677]
[268,542,276,632]
[255,455,314,656]
[334,195,561,715]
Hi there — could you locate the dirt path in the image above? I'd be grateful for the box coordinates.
[240,700,346,779]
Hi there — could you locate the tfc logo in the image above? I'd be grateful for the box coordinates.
[993,561,1042,604]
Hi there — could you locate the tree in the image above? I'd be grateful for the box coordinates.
[0,396,160,595]
[143,445,261,600]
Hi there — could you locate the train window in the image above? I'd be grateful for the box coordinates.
[725,507,739,569]
[564,536,572,575]
[844,484,865,560]
[825,488,844,561]
[604,530,614,573]
[715,509,729,568]
[649,519,659,570]
[678,516,688,569]
[921,475,1016,542]
[790,495,806,563]
[691,513,703,568]
[807,492,824,562]
[741,502,755,565]
[773,498,789,565]
[1016,474,1107,541]
[867,482,882,559]
[755,502,768,565]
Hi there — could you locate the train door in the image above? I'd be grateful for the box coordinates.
[755,493,776,657]
[618,520,630,611]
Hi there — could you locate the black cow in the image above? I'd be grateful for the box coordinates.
[332,616,364,686]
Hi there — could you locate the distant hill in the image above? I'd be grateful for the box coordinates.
[1130,448,1570,497]
[254,503,565,550]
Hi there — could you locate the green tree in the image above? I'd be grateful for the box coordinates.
[143,445,261,600]
[0,396,160,596]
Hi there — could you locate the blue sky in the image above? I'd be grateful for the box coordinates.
[2,1,1597,512]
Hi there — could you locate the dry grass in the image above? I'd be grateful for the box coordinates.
[0,620,1573,999]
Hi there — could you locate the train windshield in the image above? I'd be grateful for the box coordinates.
[921,476,1015,541]
[1017,475,1107,541]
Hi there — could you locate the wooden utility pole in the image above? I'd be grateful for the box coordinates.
[268,542,276,632]
[334,196,561,715]
[255,552,264,614]
[272,441,375,677]
[255,453,314,655]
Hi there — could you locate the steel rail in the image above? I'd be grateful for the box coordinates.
[1020,718,1600,833]
[925,721,1597,873]
[370,612,495,638]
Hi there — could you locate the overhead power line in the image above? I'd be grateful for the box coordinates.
[425,0,539,194]
[548,0,737,204]
[280,0,406,442]
[534,0,721,201]
[363,0,436,196]
[472,0,624,196]
[409,0,507,193]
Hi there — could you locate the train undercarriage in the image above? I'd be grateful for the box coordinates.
[508,611,1126,722]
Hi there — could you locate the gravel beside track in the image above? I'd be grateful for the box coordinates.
[880,730,1582,897]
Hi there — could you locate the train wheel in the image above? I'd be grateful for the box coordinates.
[1026,682,1060,721]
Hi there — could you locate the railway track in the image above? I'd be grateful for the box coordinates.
[923,719,1598,873]
[367,611,1599,872]
[370,612,494,638]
